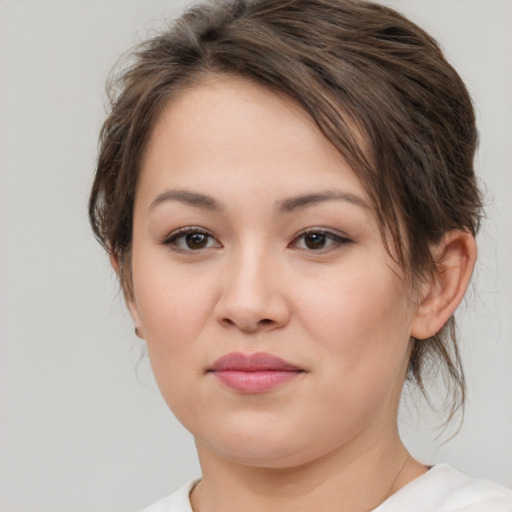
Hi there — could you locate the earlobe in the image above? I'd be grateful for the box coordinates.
[127,300,145,339]
[411,230,477,340]
[109,253,145,339]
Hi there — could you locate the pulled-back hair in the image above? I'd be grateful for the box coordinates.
[89,0,482,422]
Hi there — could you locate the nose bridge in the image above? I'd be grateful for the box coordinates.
[216,237,289,331]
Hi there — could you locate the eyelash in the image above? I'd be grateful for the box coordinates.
[289,229,352,253]
[162,227,222,252]
[162,227,352,253]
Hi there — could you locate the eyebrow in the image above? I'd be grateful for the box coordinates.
[277,190,369,213]
[149,189,224,212]
[149,188,369,213]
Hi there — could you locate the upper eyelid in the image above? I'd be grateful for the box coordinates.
[289,229,353,251]
[293,227,350,240]
[162,226,213,241]
[161,227,222,251]
[160,226,351,248]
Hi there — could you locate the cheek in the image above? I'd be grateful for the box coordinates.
[305,261,409,328]
[292,271,413,440]
[295,263,413,380]
[133,247,216,330]
[131,257,218,389]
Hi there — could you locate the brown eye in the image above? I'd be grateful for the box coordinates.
[186,232,209,249]
[304,233,327,249]
[290,229,352,252]
[163,227,221,252]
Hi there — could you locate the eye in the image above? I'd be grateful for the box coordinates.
[163,227,221,251]
[290,229,352,252]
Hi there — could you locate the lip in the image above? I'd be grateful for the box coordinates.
[208,352,304,393]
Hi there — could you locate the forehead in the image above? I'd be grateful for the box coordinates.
[139,75,368,204]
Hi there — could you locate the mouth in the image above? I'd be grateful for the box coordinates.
[208,352,305,393]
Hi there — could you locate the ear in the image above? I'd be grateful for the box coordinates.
[411,230,477,340]
[109,253,145,339]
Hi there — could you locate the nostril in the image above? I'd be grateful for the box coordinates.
[220,317,275,331]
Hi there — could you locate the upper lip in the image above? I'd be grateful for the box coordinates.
[209,352,303,372]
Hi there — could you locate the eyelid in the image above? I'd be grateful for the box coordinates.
[289,228,353,252]
[161,226,222,251]
[160,226,351,253]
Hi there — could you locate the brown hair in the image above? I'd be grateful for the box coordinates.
[89,0,482,421]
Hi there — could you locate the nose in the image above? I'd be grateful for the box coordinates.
[214,246,291,333]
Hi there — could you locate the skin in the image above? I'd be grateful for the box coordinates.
[125,75,476,512]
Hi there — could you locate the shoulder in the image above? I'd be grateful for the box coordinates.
[142,479,200,512]
[376,464,512,512]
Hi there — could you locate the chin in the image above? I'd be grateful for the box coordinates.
[210,439,312,469]
[192,416,340,469]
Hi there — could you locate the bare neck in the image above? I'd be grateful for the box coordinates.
[190,430,428,512]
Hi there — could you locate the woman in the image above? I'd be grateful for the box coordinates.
[89,0,512,510]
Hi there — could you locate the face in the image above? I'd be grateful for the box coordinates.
[129,76,420,468]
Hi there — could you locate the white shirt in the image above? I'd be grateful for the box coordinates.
[143,464,512,512]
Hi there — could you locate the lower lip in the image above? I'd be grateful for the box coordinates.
[212,370,302,393]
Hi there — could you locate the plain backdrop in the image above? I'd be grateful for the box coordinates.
[0,0,511,510]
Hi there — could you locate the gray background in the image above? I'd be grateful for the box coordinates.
[0,0,511,510]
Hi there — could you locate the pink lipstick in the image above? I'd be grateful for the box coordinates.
[208,352,304,393]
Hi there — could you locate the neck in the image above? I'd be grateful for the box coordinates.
[190,428,427,512]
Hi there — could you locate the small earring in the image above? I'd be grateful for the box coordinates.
[134,327,141,337]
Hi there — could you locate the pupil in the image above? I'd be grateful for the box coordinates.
[186,233,208,249]
[305,233,326,249]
